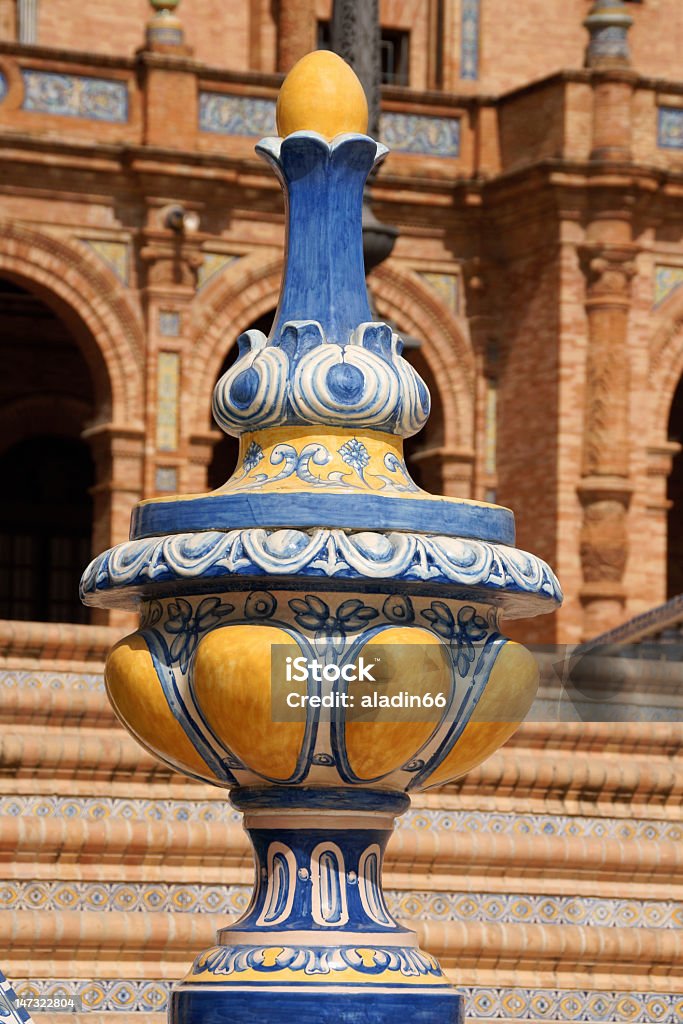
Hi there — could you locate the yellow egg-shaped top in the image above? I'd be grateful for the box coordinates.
[276,50,369,141]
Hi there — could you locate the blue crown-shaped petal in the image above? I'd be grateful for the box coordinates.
[212,131,431,438]
[213,320,430,437]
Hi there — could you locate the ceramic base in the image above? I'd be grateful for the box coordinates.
[169,788,463,1024]
[170,985,463,1024]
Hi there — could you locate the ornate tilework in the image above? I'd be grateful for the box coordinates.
[21,70,128,123]
[654,264,683,305]
[1,880,679,929]
[9,980,683,1021]
[81,239,130,284]
[380,112,460,157]
[1,793,678,842]
[419,272,460,313]
[198,93,277,136]
[398,808,683,842]
[658,106,683,150]
[155,466,178,492]
[14,979,168,1015]
[461,0,481,80]
[0,880,251,916]
[156,351,180,452]
[0,795,239,823]
[0,669,104,692]
[81,528,561,618]
[197,252,239,290]
[158,310,181,337]
[197,94,460,159]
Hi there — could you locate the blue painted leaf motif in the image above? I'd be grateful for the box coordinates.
[420,601,455,639]
[263,444,299,485]
[242,441,264,472]
[335,599,379,630]
[376,452,420,492]
[420,602,490,677]
[289,595,332,631]
[296,443,332,484]
[164,597,234,674]
[141,598,163,629]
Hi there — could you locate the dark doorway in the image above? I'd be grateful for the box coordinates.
[0,437,94,622]
[0,277,96,623]
[667,375,683,598]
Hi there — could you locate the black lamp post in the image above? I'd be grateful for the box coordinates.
[331,0,398,275]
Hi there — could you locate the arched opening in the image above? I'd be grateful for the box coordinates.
[402,345,445,492]
[0,277,97,623]
[667,374,683,598]
[207,310,276,490]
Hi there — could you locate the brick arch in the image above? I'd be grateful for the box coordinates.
[188,253,476,448]
[648,285,683,438]
[188,251,284,433]
[371,263,475,449]
[0,221,144,425]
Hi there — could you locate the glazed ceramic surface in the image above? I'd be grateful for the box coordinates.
[81,51,561,1024]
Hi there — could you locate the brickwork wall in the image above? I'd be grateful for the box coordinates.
[1,637,680,1024]
[0,1,679,98]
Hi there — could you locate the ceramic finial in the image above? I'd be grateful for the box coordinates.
[276,50,369,141]
[145,0,186,49]
[584,0,633,69]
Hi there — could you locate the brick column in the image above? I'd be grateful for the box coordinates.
[82,422,145,628]
[464,257,501,502]
[139,222,204,499]
[577,243,637,638]
[277,0,316,73]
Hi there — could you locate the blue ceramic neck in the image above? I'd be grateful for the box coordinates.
[223,822,406,937]
[258,133,386,348]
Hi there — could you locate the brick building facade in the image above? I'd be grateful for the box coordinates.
[0,2,681,1022]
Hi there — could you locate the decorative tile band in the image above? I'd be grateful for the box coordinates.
[81,239,130,285]
[21,70,128,123]
[0,794,680,842]
[399,807,683,841]
[158,311,181,338]
[197,91,460,158]
[156,351,180,453]
[0,795,237,823]
[1,880,680,929]
[419,272,460,313]
[654,264,683,306]
[199,92,277,136]
[0,670,104,693]
[461,0,481,80]
[197,252,239,290]
[154,466,178,493]
[658,106,683,150]
[10,980,683,1021]
[380,112,460,157]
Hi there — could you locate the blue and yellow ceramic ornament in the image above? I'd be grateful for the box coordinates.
[82,51,562,1024]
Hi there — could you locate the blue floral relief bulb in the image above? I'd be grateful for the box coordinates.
[81,50,561,1024]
